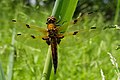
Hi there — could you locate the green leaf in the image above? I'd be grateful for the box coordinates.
[0,63,5,80]
[52,0,78,32]
[41,0,78,80]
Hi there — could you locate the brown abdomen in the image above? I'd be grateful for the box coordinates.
[51,38,58,74]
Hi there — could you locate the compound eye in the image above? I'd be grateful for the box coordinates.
[47,18,50,21]
[52,17,56,21]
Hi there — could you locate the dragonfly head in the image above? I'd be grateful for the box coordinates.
[46,16,56,24]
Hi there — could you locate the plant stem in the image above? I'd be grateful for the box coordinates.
[41,0,78,79]
[114,0,120,24]
[52,0,63,17]
[7,28,16,80]
[0,62,6,80]
[41,0,62,79]
[41,46,52,80]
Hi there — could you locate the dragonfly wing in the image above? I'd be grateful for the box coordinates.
[12,19,47,35]
[12,19,48,48]
[58,11,97,33]
[61,25,104,46]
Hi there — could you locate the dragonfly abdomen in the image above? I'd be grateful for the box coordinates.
[51,38,58,74]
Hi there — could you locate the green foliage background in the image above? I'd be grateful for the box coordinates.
[0,0,120,80]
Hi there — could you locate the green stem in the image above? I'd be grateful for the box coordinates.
[41,46,52,80]
[7,28,16,80]
[0,62,6,80]
[114,0,120,24]
[41,0,78,79]
[41,0,62,79]
[52,0,63,17]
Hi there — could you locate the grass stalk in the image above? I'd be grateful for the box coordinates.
[42,0,78,79]
[7,28,16,80]
[41,46,52,80]
[0,62,6,80]
[114,0,120,24]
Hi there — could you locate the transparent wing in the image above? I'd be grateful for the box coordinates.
[12,19,47,35]
[64,27,100,40]
[11,19,48,48]
[57,10,107,46]
[58,20,106,48]
[58,11,97,33]
[15,33,48,49]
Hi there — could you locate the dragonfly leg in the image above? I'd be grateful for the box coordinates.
[46,40,50,45]
[56,15,62,24]
[42,36,50,45]
[57,39,61,44]
[57,34,64,44]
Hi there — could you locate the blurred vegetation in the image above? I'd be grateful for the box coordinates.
[0,0,120,80]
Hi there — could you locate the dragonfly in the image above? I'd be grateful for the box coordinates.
[12,12,98,74]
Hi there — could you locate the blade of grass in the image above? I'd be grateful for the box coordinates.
[114,0,120,24]
[52,0,78,32]
[42,0,78,79]
[41,46,52,80]
[7,28,16,80]
[0,62,6,80]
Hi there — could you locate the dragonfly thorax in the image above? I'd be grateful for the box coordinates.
[47,29,58,38]
[47,23,56,30]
